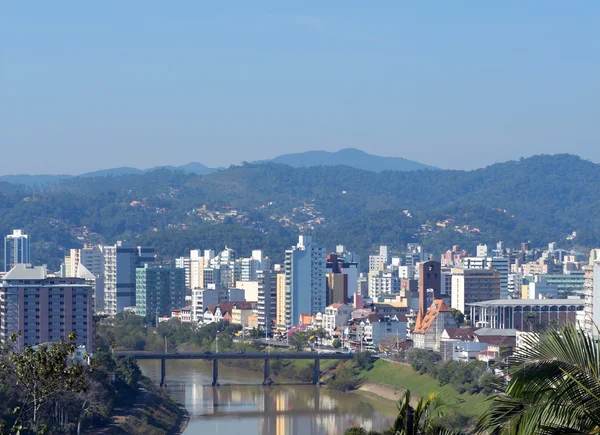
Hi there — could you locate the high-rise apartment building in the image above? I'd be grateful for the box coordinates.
[369,246,389,272]
[275,272,287,332]
[135,265,185,317]
[3,229,30,272]
[451,268,501,315]
[0,264,93,351]
[241,250,266,282]
[103,242,155,316]
[368,269,400,298]
[64,245,105,312]
[175,256,191,290]
[462,256,509,300]
[284,235,326,327]
[190,250,204,290]
[257,269,276,333]
[583,249,600,337]
[490,257,509,300]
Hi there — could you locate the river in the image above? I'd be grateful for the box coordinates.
[138,359,397,435]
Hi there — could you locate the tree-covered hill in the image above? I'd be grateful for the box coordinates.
[0,154,598,270]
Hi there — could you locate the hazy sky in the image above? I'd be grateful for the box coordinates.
[1,2,599,174]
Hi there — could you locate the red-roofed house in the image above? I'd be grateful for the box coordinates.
[413,299,458,351]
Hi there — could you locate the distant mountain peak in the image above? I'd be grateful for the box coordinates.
[269,148,437,172]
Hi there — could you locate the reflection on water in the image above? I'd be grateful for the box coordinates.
[138,359,396,435]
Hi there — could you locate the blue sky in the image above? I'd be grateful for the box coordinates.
[1,2,598,174]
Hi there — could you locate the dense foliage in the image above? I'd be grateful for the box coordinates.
[405,348,494,395]
[0,332,145,434]
[1,154,599,270]
[327,352,375,392]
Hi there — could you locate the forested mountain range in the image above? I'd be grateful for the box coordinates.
[0,148,432,186]
[0,153,596,270]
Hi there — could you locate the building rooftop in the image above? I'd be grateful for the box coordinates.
[468,299,583,308]
[413,299,453,335]
[2,264,47,280]
[442,327,477,341]
[474,328,518,337]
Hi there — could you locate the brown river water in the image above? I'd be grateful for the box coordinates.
[138,359,397,435]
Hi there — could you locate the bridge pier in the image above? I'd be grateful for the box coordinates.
[212,359,219,386]
[313,358,320,384]
[160,358,166,387]
[264,359,270,383]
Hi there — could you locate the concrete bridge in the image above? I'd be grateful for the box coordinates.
[114,351,353,386]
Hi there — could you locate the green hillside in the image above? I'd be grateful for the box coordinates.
[0,154,598,269]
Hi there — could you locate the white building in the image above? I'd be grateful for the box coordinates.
[191,287,219,323]
[240,250,266,282]
[584,254,600,337]
[527,275,558,299]
[175,256,191,289]
[476,244,488,258]
[323,303,352,337]
[284,235,327,328]
[3,229,30,273]
[363,314,407,345]
[508,272,523,298]
[368,270,400,298]
[369,246,389,272]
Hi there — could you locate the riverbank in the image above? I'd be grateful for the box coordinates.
[356,359,489,431]
[88,377,189,434]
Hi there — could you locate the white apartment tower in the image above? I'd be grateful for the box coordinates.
[583,249,600,337]
[284,236,326,327]
[4,229,30,272]
[175,256,191,289]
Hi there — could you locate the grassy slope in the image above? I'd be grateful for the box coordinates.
[360,360,489,419]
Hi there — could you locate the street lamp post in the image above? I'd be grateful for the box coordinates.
[216,331,219,354]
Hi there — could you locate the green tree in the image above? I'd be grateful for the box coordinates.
[0,332,87,433]
[450,309,465,326]
[289,331,309,351]
[478,324,600,434]
[332,339,342,349]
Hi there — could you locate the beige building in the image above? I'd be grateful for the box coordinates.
[235,280,259,302]
[248,314,259,329]
[451,268,501,314]
[231,306,255,327]
[275,272,287,332]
